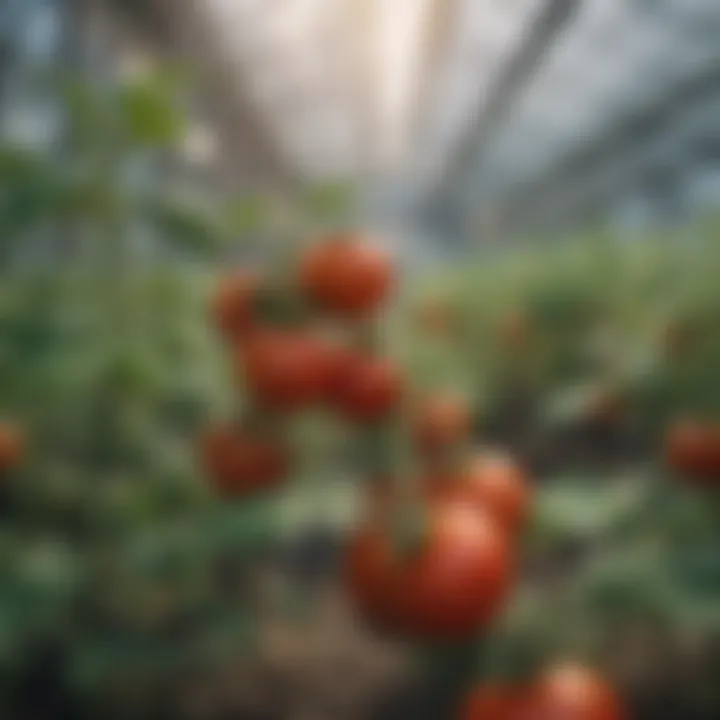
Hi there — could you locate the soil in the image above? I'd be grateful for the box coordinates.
[174,581,417,720]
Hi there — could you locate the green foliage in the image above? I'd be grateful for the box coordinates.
[143,193,227,255]
[409,226,720,431]
[299,180,356,225]
[0,68,306,711]
[402,226,720,690]
[119,78,185,147]
[1,59,719,716]
[0,148,60,236]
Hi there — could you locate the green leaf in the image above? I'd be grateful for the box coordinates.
[576,542,674,620]
[119,81,184,147]
[530,476,648,540]
[0,147,58,235]
[540,381,602,428]
[670,543,720,595]
[300,181,355,222]
[57,77,110,153]
[144,194,225,254]
[224,196,267,236]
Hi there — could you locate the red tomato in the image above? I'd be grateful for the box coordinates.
[666,418,720,486]
[200,424,289,498]
[430,452,531,536]
[397,502,514,640]
[0,422,24,473]
[300,235,393,318]
[240,329,326,412]
[317,341,358,404]
[346,500,514,641]
[211,271,258,341]
[460,682,524,720]
[328,353,402,423]
[413,394,472,455]
[520,663,627,720]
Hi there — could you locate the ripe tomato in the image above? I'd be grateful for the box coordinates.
[211,271,258,341]
[396,501,514,640]
[346,499,514,640]
[666,418,720,486]
[430,452,531,536]
[413,394,471,455]
[0,422,24,473]
[327,353,402,423]
[520,663,627,720]
[317,340,357,404]
[460,682,524,720]
[300,234,392,318]
[200,424,289,498]
[240,329,326,412]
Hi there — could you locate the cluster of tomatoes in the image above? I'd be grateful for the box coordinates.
[202,233,399,497]
[203,232,527,634]
[202,231,630,718]
[461,662,627,720]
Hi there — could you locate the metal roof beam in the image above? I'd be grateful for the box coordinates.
[499,63,720,233]
[426,0,582,208]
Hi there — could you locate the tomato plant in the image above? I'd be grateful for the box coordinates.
[201,225,720,719]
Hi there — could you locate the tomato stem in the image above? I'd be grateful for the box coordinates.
[386,394,430,558]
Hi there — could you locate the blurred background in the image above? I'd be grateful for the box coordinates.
[0,0,719,718]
